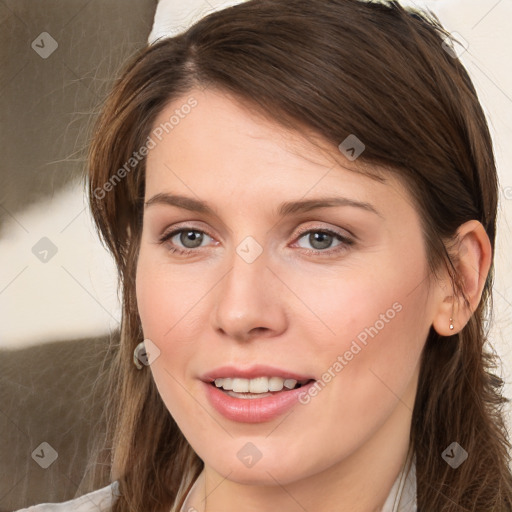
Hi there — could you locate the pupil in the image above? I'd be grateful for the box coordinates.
[181,230,203,248]
[311,232,332,250]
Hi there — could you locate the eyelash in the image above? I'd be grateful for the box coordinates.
[158,225,355,257]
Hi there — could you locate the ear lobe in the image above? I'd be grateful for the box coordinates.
[431,220,492,336]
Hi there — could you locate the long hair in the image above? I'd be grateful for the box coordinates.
[85,1,512,510]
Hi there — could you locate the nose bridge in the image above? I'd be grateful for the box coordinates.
[212,236,285,341]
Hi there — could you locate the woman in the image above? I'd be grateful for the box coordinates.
[19,0,512,510]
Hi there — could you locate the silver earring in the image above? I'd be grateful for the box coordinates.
[449,317,454,330]
[133,341,147,369]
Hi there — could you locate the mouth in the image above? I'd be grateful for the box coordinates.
[203,376,317,423]
[209,376,315,399]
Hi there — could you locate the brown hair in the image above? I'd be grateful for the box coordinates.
[85,0,512,510]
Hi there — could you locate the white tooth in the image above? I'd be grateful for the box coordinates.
[226,390,272,399]
[268,376,285,391]
[283,379,297,389]
[216,376,301,393]
[249,376,269,393]
[232,378,250,392]
[222,378,233,390]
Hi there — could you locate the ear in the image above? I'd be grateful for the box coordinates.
[431,220,492,336]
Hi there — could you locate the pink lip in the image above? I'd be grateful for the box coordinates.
[202,379,316,424]
[200,364,315,382]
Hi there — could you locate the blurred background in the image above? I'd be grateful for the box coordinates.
[0,0,157,509]
[1,0,511,509]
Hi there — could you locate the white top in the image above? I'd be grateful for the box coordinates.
[14,482,116,511]
[14,459,417,511]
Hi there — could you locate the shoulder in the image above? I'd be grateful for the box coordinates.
[13,482,118,512]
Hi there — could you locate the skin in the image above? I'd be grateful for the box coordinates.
[135,87,491,512]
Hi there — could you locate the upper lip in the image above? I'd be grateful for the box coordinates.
[200,365,316,383]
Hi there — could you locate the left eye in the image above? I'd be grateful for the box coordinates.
[294,229,353,252]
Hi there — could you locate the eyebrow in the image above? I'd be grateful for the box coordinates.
[144,193,382,218]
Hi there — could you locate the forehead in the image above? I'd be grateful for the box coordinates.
[145,88,414,216]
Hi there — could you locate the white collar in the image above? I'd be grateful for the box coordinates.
[381,454,417,511]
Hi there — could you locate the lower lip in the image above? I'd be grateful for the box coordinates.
[202,380,316,423]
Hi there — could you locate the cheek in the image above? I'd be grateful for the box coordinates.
[135,246,208,341]
[285,253,429,356]
[290,253,430,415]
[135,250,209,426]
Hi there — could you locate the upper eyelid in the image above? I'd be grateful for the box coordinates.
[293,223,355,240]
[153,206,360,240]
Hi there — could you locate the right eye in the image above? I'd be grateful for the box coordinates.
[159,228,215,255]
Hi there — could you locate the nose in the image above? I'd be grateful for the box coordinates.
[211,246,287,343]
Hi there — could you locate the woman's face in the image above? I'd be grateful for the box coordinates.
[136,88,439,486]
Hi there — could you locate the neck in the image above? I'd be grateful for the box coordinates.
[183,384,416,512]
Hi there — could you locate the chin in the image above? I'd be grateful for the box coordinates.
[215,463,300,486]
